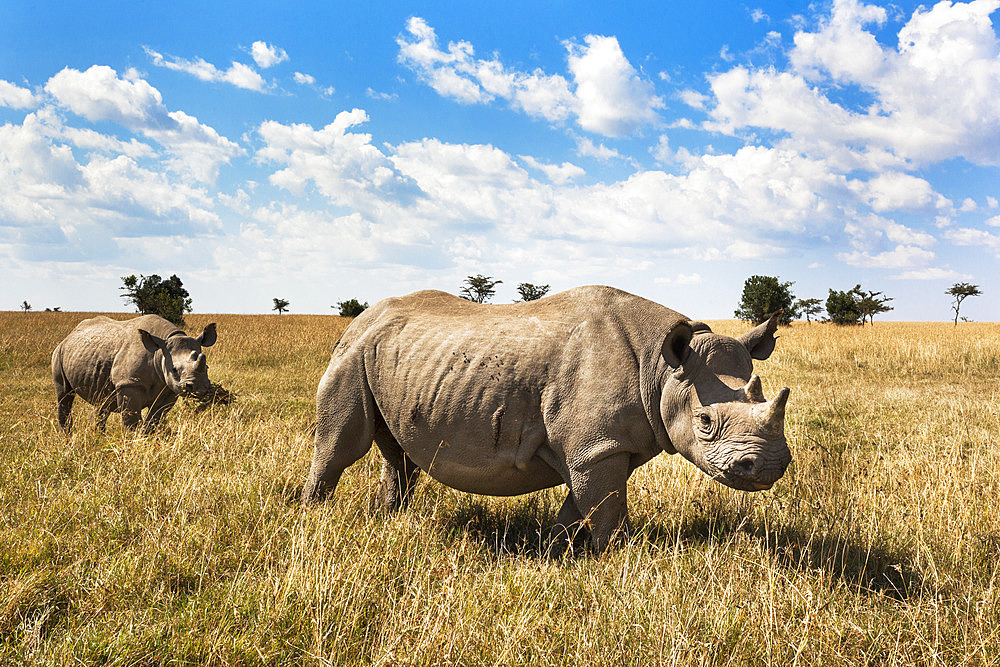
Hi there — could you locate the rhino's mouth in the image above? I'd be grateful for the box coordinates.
[709,450,790,492]
[715,472,778,492]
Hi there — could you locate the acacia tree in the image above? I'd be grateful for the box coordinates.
[272,298,290,314]
[857,289,894,325]
[794,297,823,323]
[516,283,550,302]
[120,274,192,326]
[946,282,982,325]
[460,274,502,303]
[734,275,797,325]
[20,300,31,312]
[335,298,368,317]
[825,285,864,325]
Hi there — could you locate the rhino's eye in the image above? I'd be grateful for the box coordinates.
[697,412,712,429]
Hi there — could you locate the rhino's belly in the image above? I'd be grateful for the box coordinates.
[74,385,118,409]
[368,323,568,495]
[402,437,564,496]
[67,369,117,408]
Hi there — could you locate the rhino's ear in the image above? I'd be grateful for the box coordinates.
[737,310,781,360]
[689,321,712,335]
[197,323,217,347]
[661,320,694,367]
[138,329,167,354]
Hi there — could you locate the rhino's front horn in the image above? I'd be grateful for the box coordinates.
[740,375,765,403]
[754,387,790,434]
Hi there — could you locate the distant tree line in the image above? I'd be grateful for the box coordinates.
[456,274,550,304]
[21,301,63,312]
[735,275,981,326]
[57,271,978,325]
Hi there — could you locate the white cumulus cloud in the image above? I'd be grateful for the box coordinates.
[838,244,936,269]
[892,267,970,280]
[850,171,951,213]
[945,226,1000,255]
[396,17,662,137]
[255,109,421,215]
[565,34,664,136]
[46,65,173,128]
[0,79,38,109]
[145,47,267,92]
[518,155,585,185]
[0,112,221,266]
[251,41,288,69]
[44,65,242,183]
[703,0,1000,168]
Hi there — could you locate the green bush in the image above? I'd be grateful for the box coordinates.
[734,275,796,325]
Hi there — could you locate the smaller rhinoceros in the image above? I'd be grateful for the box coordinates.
[51,315,217,432]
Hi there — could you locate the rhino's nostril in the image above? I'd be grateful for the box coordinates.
[733,456,757,477]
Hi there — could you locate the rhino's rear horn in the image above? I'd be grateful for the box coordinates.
[740,375,765,403]
[756,387,790,433]
[196,352,207,371]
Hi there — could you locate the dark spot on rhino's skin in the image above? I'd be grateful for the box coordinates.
[492,406,505,448]
[410,406,421,424]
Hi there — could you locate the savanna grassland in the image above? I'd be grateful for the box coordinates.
[2,310,1000,665]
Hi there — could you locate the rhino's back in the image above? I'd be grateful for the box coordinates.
[339,287,686,493]
[118,314,183,338]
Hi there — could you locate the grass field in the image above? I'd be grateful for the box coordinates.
[2,310,1000,664]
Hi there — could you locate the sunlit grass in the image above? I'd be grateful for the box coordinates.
[2,311,999,664]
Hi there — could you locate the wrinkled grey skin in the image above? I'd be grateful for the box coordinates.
[303,286,791,552]
[52,315,217,432]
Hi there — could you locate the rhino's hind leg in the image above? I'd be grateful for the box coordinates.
[302,353,379,504]
[374,426,421,514]
[55,385,74,433]
[52,356,75,433]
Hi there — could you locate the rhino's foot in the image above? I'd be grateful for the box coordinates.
[301,473,341,505]
[545,522,588,558]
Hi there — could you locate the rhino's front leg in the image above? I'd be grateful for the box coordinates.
[145,391,177,432]
[116,386,146,431]
[546,493,584,557]
[567,452,632,554]
[374,428,421,514]
[95,397,114,431]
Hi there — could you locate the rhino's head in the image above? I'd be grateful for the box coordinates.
[138,323,218,397]
[661,313,791,492]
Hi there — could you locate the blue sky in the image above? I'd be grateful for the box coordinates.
[2,0,998,320]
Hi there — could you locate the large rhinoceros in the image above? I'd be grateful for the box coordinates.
[303,286,791,551]
[51,315,217,432]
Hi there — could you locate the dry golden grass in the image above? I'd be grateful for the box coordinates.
[2,311,999,664]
